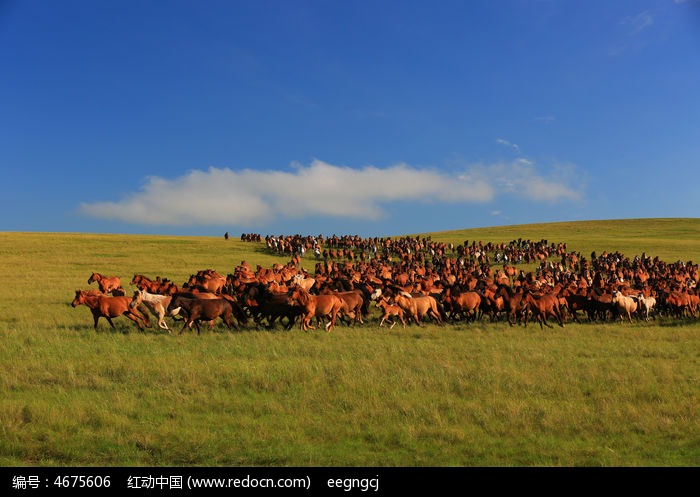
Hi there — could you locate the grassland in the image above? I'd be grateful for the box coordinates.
[0,218,698,467]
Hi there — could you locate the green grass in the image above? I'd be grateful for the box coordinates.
[0,218,698,467]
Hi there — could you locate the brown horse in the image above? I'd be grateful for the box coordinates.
[88,272,122,294]
[240,282,301,330]
[287,286,343,332]
[372,286,443,326]
[166,294,237,334]
[442,286,481,322]
[72,289,150,331]
[186,270,226,294]
[492,284,527,326]
[375,298,406,329]
[321,288,366,325]
[559,285,589,324]
[522,289,564,329]
[131,274,180,295]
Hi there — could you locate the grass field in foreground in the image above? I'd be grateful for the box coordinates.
[0,218,698,467]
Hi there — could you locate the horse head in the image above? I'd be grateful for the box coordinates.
[129,289,143,309]
[71,290,85,307]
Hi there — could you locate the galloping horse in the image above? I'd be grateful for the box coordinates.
[166,294,237,334]
[636,292,657,321]
[240,282,301,330]
[88,272,122,295]
[494,284,527,326]
[130,289,172,331]
[371,286,443,326]
[287,286,344,332]
[321,289,366,325]
[290,273,316,292]
[186,270,226,294]
[375,297,406,329]
[522,289,565,329]
[72,289,150,331]
[442,286,481,322]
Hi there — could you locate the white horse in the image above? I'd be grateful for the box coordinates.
[291,273,316,292]
[129,289,173,331]
[637,293,657,321]
[611,290,639,323]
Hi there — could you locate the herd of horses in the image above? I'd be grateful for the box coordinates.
[71,235,699,334]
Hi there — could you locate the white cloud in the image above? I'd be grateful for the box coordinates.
[622,11,654,35]
[491,161,583,202]
[80,159,584,226]
[496,138,521,153]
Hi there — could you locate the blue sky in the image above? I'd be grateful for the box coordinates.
[2,0,699,238]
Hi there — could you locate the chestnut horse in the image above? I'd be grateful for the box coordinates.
[442,286,481,322]
[88,272,122,294]
[522,289,565,329]
[376,297,407,329]
[186,270,226,294]
[494,284,527,326]
[370,287,443,326]
[72,289,150,331]
[287,286,343,332]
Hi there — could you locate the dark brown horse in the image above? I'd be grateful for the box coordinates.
[166,294,237,334]
[495,284,527,326]
[88,272,122,295]
[287,286,343,332]
[72,289,150,331]
[240,282,302,330]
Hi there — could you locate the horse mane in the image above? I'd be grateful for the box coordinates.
[496,283,514,296]
[293,287,311,305]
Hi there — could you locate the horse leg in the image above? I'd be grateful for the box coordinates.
[224,312,235,331]
[157,309,170,331]
[557,310,565,327]
[179,319,191,335]
[137,304,152,327]
[129,308,149,329]
[90,310,102,330]
[124,311,145,331]
[541,312,553,329]
[326,309,340,333]
[305,312,316,330]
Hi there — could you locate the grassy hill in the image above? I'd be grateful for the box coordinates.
[0,218,698,467]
